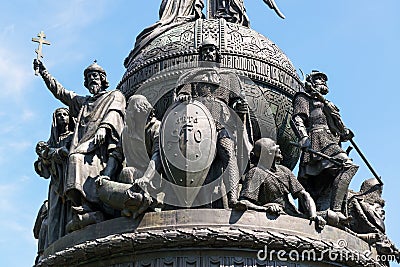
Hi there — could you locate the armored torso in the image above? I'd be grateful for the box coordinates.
[240,165,303,216]
[293,92,343,164]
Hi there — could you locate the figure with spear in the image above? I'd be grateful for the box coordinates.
[291,70,360,226]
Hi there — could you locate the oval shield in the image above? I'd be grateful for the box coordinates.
[160,100,217,193]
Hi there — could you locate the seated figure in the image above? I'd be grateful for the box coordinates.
[96,95,163,218]
[239,138,326,230]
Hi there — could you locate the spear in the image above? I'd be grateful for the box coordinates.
[349,138,383,185]
[289,142,344,167]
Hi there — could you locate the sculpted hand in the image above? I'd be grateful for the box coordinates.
[59,146,69,158]
[312,215,326,231]
[341,128,354,141]
[94,127,107,145]
[95,175,110,187]
[233,99,248,113]
[135,177,150,188]
[33,59,46,74]
[264,203,283,214]
[299,136,311,148]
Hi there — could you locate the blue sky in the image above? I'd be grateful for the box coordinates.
[0,1,399,266]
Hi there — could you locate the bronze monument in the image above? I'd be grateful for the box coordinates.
[31,1,398,266]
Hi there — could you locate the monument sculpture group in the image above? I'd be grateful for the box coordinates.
[32,1,399,266]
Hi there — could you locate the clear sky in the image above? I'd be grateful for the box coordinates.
[0,1,399,266]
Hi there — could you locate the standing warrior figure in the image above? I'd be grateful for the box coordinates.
[33,59,126,231]
[34,108,75,246]
[291,70,358,223]
[175,39,249,208]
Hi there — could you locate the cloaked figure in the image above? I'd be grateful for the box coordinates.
[34,108,75,246]
[211,0,285,27]
[33,200,48,264]
[129,0,205,60]
[96,95,163,218]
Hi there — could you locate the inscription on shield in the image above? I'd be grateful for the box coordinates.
[160,100,217,189]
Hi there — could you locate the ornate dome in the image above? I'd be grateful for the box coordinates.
[118,19,303,169]
[119,19,302,94]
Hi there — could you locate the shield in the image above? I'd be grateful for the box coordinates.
[160,100,217,207]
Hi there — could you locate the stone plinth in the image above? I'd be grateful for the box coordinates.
[38,209,383,267]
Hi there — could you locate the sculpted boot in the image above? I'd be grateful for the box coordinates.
[66,211,105,233]
[330,164,359,221]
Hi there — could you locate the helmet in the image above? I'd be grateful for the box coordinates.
[306,70,328,82]
[83,60,109,89]
[84,60,106,77]
[198,38,221,63]
[306,70,328,83]
[199,38,218,49]
[253,138,278,158]
[360,178,382,194]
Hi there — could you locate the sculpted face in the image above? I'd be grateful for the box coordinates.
[55,109,70,128]
[201,45,217,62]
[312,74,329,95]
[86,71,102,95]
[126,96,153,129]
[274,145,283,164]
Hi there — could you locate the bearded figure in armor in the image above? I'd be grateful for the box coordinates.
[348,178,400,265]
[291,70,358,224]
[175,39,250,209]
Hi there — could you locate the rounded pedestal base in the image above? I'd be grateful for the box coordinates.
[38,209,382,267]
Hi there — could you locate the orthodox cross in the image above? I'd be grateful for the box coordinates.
[32,31,51,75]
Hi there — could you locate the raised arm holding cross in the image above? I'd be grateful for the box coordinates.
[32,31,51,76]
[32,40,126,232]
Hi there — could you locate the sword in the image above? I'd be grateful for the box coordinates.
[349,138,383,185]
[289,141,344,167]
